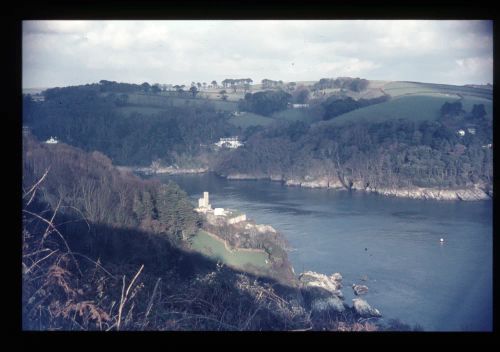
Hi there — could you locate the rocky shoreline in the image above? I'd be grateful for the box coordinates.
[223,173,492,201]
[298,271,382,318]
[118,165,208,175]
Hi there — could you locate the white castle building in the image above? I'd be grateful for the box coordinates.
[198,192,212,210]
[195,191,246,224]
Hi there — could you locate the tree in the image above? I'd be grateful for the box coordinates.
[219,90,228,101]
[189,86,199,98]
[470,104,487,120]
[141,82,151,93]
[440,101,464,118]
[211,80,217,88]
[292,86,310,104]
[151,84,161,94]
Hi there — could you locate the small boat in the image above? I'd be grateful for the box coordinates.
[440,238,444,243]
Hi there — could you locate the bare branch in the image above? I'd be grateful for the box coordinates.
[24,167,50,200]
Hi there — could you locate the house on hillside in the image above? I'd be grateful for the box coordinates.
[214,137,243,149]
[45,137,58,144]
[32,95,45,102]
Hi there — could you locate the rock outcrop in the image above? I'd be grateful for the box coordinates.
[226,173,268,180]
[352,284,369,296]
[364,185,491,201]
[352,298,382,318]
[298,271,345,313]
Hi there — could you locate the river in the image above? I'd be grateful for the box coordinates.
[158,172,492,331]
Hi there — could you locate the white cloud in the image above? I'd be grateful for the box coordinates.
[22,20,493,88]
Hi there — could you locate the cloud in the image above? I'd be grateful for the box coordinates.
[22,20,493,88]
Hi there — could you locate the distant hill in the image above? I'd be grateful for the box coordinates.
[22,87,49,95]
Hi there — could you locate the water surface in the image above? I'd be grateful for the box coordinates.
[160,173,492,331]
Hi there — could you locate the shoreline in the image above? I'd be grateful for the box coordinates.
[124,166,492,202]
[222,173,492,201]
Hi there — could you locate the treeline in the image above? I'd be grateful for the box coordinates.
[238,90,292,116]
[322,95,390,121]
[24,85,238,166]
[312,77,369,92]
[214,114,492,190]
[236,85,387,119]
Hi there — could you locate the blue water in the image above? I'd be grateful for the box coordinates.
[160,173,493,331]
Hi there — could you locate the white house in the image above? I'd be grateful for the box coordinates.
[291,103,309,109]
[457,129,465,137]
[45,137,58,144]
[215,137,243,149]
[32,95,45,102]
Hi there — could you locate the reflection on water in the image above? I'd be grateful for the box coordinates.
[157,173,492,331]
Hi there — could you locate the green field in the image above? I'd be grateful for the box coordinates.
[325,91,493,126]
[272,109,311,122]
[116,105,169,116]
[190,230,270,270]
[126,93,238,111]
[228,112,275,128]
[383,81,493,100]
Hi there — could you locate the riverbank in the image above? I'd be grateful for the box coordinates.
[223,173,492,201]
[116,165,208,175]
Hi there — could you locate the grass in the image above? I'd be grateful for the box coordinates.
[126,93,239,111]
[190,230,270,270]
[383,81,492,100]
[272,109,311,122]
[228,112,275,128]
[116,106,169,116]
[325,93,493,126]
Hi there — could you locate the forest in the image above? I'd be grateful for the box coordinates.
[214,106,492,190]
[23,85,237,166]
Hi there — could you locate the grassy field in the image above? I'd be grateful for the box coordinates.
[190,230,270,270]
[382,81,493,100]
[228,112,275,128]
[272,109,311,122]
[116,105,169,116]
[324,94,493,126]
[126,93,239,111]
[322,80,493,126]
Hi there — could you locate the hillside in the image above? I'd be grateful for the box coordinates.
[23,78,493,201]
[23,135,399,331]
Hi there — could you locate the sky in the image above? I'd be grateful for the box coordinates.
[22,20,493,88]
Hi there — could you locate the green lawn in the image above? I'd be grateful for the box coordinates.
[228,112,275,128]
[190,230,270,270]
